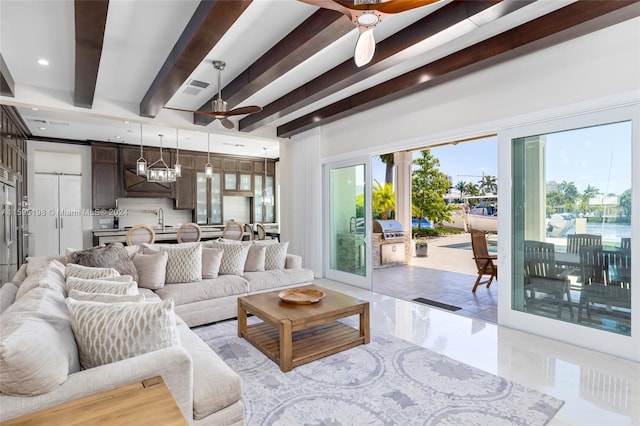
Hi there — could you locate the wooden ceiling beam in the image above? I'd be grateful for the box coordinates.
[139,0,253,118]
[240,0,530,132]
[277,0,640,138]
[73,0,109,109]
[194,8,352,126]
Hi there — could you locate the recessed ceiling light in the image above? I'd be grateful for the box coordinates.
[38,127,46,130]
[123,120,130,124]
[37,58,49,66]
[115,136,121,139]
[31,107,39,111]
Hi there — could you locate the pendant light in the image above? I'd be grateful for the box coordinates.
[174,128,182,178]
[260,147,273,206]
[146,134,176,182]
[136,123,147,176]
[205,133,213,179]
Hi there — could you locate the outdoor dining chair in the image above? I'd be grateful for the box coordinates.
[470,230,497,292]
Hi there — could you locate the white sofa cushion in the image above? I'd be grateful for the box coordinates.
[65,264,120,280]
[66,276,138,296]
[15,260,67,301]
[67,289,145,303]
[255,241,289,270]
[244,269,315,292]
[132,252,168,289]
[144,244,202,284]
[0,286,80,396]
[66,298,180,369]
[0,283,18,314]
[154,275,249,306]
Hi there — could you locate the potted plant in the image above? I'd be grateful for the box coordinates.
[414,237,429,257]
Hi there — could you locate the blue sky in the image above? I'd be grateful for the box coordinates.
[372,121,631,195]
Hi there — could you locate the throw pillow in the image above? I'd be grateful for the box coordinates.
[255,241,289,270]
[205,241,250,276]
[66,276,138,296]
[67,243,138,281]
[244,244,266,272]
[26,255,67,275]
[202,247,224,279]
[132,252,168,289]
[0,282,19,314]
[67,289,145,303]
[65,263,120,280]
[15,260,67,301]
[66,298,180,370]
[144,244,202,284]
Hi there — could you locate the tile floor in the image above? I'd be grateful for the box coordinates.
[373,233,498,323]
[316,279,639,426]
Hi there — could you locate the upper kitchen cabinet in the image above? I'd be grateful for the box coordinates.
[120,146,173,198]
[223,159,254,194]
[91,144,119,209]
[173,153,195,210]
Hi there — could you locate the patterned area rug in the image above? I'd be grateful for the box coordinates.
[193,319,563,425]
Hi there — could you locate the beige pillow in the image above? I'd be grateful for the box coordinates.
[202,247,224,279]
[66,298,180,370]
[66,276,138,296]
[15,260,67,301]
[255,241,289,270]
[133,252,168,289]
[205,241,250,276]
[0,287,80,396]
[26,255,67,275]
[0,283,19,314]
[67,289,145,303]
[245,244,266,272]
[65,264,120,280]
[144,244,202,284]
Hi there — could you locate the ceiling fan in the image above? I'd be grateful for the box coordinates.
[163,61,262,129]
[299,0,440,67]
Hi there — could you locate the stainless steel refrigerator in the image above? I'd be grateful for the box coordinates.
[1,171,17,285]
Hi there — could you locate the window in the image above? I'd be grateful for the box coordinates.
[512,121,632,335]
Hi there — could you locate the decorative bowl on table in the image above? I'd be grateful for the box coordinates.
[278,288,325,304]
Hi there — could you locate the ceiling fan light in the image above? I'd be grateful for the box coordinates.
[357,12,380,26]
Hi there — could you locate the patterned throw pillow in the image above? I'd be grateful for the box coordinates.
[67,289,145,303]
[66,277,138,296]
[144,244,202,284]
[205,241,250,276]
[67,243,138,281]
[66,298,180,369]
[65,264,120,280]
[255,241,289,270]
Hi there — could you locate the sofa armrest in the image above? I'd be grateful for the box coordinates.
[0,346,194,424]
[285,254,302,269]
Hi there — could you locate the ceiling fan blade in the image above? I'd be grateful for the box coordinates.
[354,28,376,67]
[226,105,263,116]
[221,118,235,129]
[375,0,440,14]
[163,106,219,116]
[298,0,353,20]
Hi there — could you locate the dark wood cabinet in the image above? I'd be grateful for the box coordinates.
[120,146,173,198]
[174,153,195,210]
[91,144,119,209]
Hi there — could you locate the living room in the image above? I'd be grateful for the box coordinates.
[1,1,639,424]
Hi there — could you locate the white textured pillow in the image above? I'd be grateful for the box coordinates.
[132,252,168,289]
[68,289,145,303]
[65,263,120,280]
[256,241,289,270]
[205,241,250,276]
[144,244,202,284]
[202,247,224,279]
[66,298,180,369]
[66,276,138,296]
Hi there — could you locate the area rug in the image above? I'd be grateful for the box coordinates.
[194,319,563,425]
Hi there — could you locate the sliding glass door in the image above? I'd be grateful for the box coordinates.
[324,158,371,289]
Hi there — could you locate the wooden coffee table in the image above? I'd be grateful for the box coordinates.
[237,285,370,372]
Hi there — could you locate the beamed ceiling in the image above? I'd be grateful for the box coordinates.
[0,0,638,157]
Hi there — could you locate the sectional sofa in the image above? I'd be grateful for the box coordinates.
[0,239,315,424]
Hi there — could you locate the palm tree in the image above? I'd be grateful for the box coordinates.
[378,154,395,185]
[479,175,497,194]
[372,179,395,219]
[455,180,467,195]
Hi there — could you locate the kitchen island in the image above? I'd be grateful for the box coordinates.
[92,225,225,246]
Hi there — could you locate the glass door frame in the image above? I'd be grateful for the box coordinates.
[323,156,372,290]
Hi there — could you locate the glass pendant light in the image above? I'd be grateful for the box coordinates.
[260,147,273,206]
[136,123,147,176]
[205,133,213,179]
[174,128,182,178]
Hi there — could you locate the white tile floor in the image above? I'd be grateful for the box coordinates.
[316,279,640,426]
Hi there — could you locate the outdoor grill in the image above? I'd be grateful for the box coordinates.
[372,220,406,239]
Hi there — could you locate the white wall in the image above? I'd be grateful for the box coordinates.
[281,19,640,360]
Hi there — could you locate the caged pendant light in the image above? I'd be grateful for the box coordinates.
[136,124,147,176]
[146,134,176,183]
[204,133,213,179]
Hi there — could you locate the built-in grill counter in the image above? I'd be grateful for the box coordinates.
[372,220,410,268]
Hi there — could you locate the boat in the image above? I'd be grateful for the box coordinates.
[442,194,498,233]
[546,213,575,238]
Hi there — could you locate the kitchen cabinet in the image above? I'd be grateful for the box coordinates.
[253,174,275,223]
[173,153,195,210]
[196,171,222,225]
[91,144,119,209]
[120,146,173,198]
